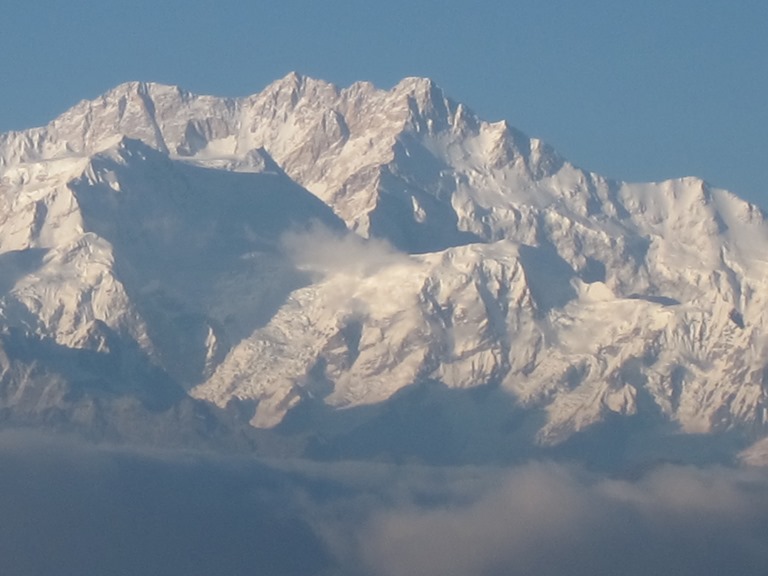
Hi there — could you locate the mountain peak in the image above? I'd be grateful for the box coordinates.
[261,71,339,101]
[392,76,445,104]
[268,71,305,92]
[102,80,185,101]
[394,76,438,91]
[1,73,768,465]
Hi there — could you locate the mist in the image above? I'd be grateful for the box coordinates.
[347,462,768,576]
[1,432,767,576]
[281,224,412,278]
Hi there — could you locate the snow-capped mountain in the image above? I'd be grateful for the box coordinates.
[1,73,767,464]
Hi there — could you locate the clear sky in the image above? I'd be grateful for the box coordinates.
[3,0,766,205]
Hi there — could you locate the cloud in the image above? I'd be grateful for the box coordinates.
[0,432,767,576]
[0,433,334,576]
[342,462,768,576]
[281,224,413,278]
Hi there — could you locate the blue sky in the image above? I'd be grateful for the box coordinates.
[3,1,766,205]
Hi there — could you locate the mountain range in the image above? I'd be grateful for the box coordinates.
[1,73,767,468]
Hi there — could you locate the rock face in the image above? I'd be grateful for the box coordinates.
[1,73,767,462]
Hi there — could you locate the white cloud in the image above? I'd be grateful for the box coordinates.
[281,224,413,278]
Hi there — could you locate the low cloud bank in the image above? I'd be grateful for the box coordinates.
[1,433,767,576]
[341,462,768,576]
